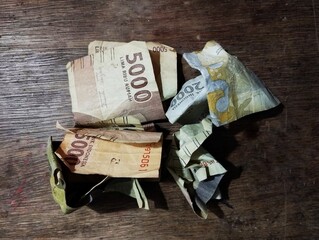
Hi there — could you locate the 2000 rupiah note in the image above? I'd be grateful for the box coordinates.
[68,40,177,126]
[166,40,280,126]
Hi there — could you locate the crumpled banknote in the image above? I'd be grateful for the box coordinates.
[48,39,280,217]
[48,40,176,213]
[68,40,177,126]
[166,40,280,126]
[55,122,163,178]
[88,41,177,101]
[166,40,280,218]
[167,118,227,219]
[47,137,149,214]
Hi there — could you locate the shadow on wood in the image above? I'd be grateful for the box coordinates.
[203,104,284,218]
[88,191,139,213]
[87,181,168,213]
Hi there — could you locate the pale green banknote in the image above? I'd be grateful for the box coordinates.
[167,118,226,218]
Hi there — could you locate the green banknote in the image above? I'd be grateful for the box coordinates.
[167,118,226,218]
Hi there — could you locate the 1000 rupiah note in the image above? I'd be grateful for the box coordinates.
[67,41,169,126]
[166,40,280,126]
[167,118,226,219]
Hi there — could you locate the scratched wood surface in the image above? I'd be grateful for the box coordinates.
[0,0,318,239]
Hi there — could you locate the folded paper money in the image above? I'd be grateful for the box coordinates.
[88,41,177,101]
[47,137,149,214]
[47,39,281,217]
[165,40,280,218]
[167,118,226,219]
[166,40,280,126]
[48,39,174,212]
[55,122,163,178]
[68,40,177,126]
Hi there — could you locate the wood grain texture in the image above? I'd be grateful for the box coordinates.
[0,0,318,239]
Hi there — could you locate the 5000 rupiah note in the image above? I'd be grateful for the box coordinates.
[55,124,163,178]
[166,40,280,126]
[48,137,149,214]
[88,41,177,101]
[67,41,169,126]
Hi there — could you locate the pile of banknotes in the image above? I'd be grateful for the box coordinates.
[47,40,280,218]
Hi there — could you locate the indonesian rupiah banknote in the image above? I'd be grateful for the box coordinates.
[55,121,163,178]
[48,39,281,217]
[47,137,149,214]
[166,40,280,126]
[88,40,177,101]
[167,118,226,219]
[67,41,177,126]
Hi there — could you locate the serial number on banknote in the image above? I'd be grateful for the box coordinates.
[139,143,153,171]
[152,46,167,52]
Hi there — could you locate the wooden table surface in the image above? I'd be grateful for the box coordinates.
[1,0,318,239]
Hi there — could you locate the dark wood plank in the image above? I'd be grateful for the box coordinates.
[0,0,318,239]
